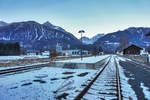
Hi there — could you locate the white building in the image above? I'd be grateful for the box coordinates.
[56,43,62,52]
[140,48,149,56]
[62,49,90,56]
[41,51,50,56]
[27,52,36,56]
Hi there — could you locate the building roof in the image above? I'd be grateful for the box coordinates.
[145,31,150,36]
[124,44,143,50]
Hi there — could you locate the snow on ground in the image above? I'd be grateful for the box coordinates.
[117,56,126,61]
[55,55,109,63]
[0,56,23,60]
[0,55,49,61]
[116,56,138,100]
[117,56,132,62]
[140,82,150,99]
[0,67,97,100]
[0,62,49,70]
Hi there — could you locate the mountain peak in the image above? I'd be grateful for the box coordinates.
[43,21,66,32]
[43,21,53,27]
[80,33,105,44]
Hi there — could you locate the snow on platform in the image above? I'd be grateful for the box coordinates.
[55,55,109,63]
[0,67,97,100]
[50,55,109,69]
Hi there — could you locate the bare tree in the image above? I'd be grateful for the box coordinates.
[117,36,129,51]
[50,49,57,60]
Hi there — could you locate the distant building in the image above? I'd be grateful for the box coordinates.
[123,44,143,55]
[62,49,90,56]
[41,51,50,56]
[26,50,41,56]
[56,43,62,52]
[140,48,149,56]
[27,52,36,56]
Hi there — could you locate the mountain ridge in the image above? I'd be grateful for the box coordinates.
[80,33,105,44]
[0,20,150,52]
[0,21,8,27]
[0,21,81,50]
[94,27,150,52]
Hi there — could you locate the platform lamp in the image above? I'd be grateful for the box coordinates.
[78,30,85,60]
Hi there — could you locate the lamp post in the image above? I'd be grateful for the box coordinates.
[78,30,85,60]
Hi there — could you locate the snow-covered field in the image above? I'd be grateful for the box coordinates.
[0,67,98,100]
[0,55,49,61]
[1,55,148,100]
[55,55,109,63]
[0,56,23,60]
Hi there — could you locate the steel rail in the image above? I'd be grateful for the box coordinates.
[114,57,122,100]
[74,56,111,100]
[0,63,49,75]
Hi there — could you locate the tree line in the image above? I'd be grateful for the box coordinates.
[0,42,20,56]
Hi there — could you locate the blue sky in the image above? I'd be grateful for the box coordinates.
[0,0,150,38]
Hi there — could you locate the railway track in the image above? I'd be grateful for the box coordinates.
[0,63,50,75]
[74,56,122,100]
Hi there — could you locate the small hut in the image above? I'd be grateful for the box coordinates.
[123,44,143,55]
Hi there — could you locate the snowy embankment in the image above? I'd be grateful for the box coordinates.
[0,55,49,61]
[55,55,109,63]
[0,62,49,70]
[0,67,98,100]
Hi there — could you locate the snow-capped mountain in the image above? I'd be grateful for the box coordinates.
[1,20,150,52]
[94,27,150,51]
[80,37,92,44]
[43,21,66,32]
[91,34,105,42]
[0,21,81,50]
[80,33,105,44]
[0,21,8,27]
